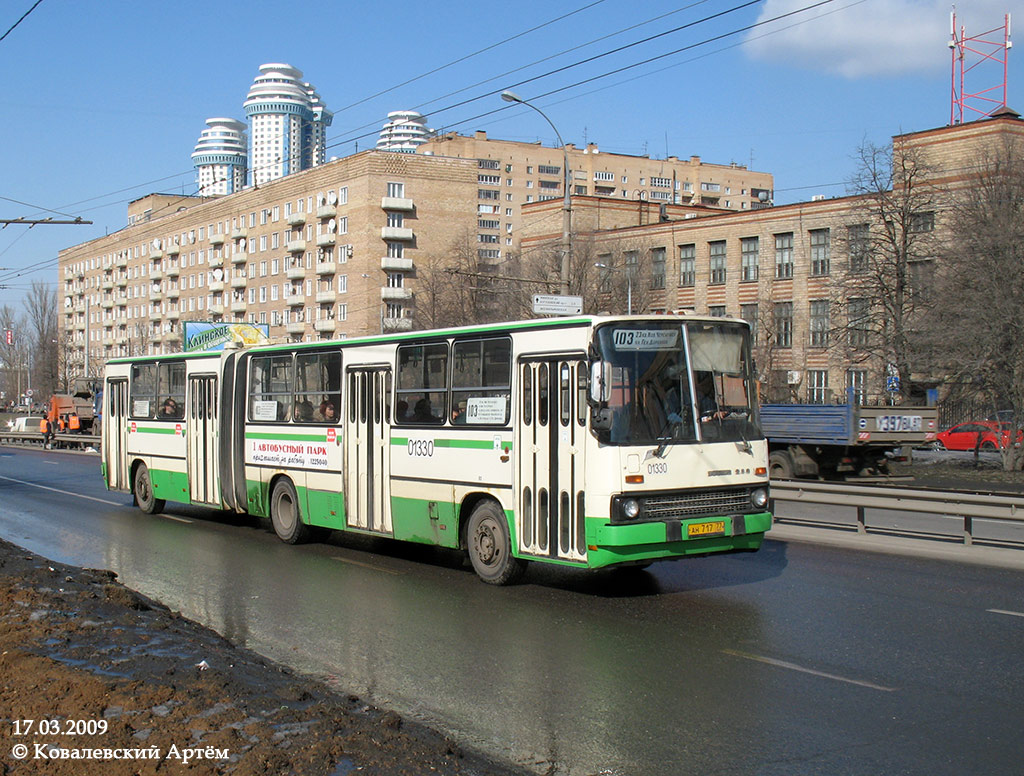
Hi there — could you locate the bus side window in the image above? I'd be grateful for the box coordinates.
[396,343,448,425]
[452,337,511,426]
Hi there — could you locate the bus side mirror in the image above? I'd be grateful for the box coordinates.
[590,361,611,404]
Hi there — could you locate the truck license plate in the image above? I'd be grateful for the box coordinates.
[688,520,725,537]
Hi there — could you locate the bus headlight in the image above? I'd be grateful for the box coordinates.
[750,488,768,510]
[621,498,640,520]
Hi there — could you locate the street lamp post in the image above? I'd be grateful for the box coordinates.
[500,90,571,296]
[594,262,632,315]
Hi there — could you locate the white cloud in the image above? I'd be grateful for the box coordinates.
[744,0,1016,78]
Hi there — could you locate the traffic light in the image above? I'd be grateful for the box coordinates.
[4,329,11,345]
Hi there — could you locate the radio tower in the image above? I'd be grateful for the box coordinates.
[949,9,1012,125]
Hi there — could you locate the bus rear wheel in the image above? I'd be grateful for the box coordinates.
[271,479,309,544]
[134,463,165,515]
[467,501,525,585]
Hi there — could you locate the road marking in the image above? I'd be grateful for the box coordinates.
[0,474,124,507]
[159,514,193,523]
[987,608,1024,618]
[723,649,896,692]
[331,555,402,575]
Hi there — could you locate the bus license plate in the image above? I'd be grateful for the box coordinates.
[688,521,725,538]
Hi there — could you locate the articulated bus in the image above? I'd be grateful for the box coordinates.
[102,315,771,583]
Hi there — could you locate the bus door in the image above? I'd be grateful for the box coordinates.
[344,367,393,534]
[104,378,129,490]
[187,374,220,505]
[517,357,588,562]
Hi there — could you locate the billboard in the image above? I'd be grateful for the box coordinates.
[183,322,270,352]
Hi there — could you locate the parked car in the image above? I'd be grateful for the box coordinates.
[935,421,1023,451]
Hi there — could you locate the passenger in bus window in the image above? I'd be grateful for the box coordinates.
[451,401,467,424]
[294,400,314,422]
[396,400,409,422]
[316,399,337,422]
[159,398,179,418]
[413,397,438,423]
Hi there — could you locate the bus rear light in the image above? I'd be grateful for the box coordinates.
[625,475,644,484]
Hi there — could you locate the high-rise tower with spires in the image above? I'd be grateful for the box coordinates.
[191,118,248,195]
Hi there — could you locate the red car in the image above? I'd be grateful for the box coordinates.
[935,421,1022,451]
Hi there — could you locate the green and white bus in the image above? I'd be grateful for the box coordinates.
[102,315,771,583]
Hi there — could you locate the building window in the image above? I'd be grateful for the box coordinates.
[478,174,501,185]
[809,300,830,347]
[538,164,561,176]
[386,212,404,228]
[741,237,759,281]
[740,303,758,345]
[848,223,870,273]
[774,302,793,348]
[775,233,793,279]
[650,247,666,290]
[478,159,499,169]
[810,228,830,276]
[594,171,613,181]
[478,189,500,200]
[807,370,829,404]
[910,211,935,233]
[848,298,869,348]
[846,369,867,404]
[709,241,726,285]
[678,244,695,286]
[709,305,726,317]
[387,242,404,259]
[387,182,404,198]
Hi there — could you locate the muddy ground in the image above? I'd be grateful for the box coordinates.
[0,538,528,776]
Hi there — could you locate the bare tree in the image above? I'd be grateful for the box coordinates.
[831,139,942,402]
[927,138,1024,470]
[0,304,25,406]
[24,281,60,402]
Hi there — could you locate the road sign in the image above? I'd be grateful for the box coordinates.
[532,294,583,316]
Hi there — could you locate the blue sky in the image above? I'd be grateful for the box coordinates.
[1,0,1020,312]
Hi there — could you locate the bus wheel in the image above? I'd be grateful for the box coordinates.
[271,479,308,544]
[769,451,794,480]
[134,463,165,515]
[467,501,525,585]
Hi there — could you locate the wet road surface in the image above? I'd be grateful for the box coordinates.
[1,446,1023,775]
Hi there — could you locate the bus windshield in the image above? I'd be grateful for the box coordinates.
[593,321,761,446]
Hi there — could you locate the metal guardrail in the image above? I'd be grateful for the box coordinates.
[0,431,100,450]
[771,480,1024,548]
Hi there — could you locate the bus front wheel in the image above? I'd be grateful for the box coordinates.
[467,501,525,585]
[134,463,165,515]
[271,479,309,544]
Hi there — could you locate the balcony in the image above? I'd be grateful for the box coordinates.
[116,276,128,287]
[381,226,414,241]
[231,301,247,314]
[286,239,306,253]
[208,256,224,269]
[381,196,415,212]
[316,290,337,304]
[231,227,247,240]
[115,296,127,307]
[102,318,114,329]
[167,244,180,256]
[210,304,224,317]
[316,234,336,247]
[150,248,164,260]
[383,317,413,331]
[101,280,113,291]
[230,276,247,289]
[287,213,307,226]
[286,322,306,336]
[315,319,336,333]
[381,256,413,271]
[150,291,163,303]
[210,234,225,246]
[166,265,180,277]
[100,299,114,310]
[231,252,247,264]
[166,310,180,321]
[149,269,163,282]
[286,293,305,307]
[381,287,412,301]
[166,287,180,299]
[316,204,336,219]
[315,262,336,275]
[208,281,225,293]
[286,266,305,280]
[115,255,128,269]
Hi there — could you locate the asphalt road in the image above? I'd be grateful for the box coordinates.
[1,445,1022,775]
